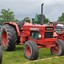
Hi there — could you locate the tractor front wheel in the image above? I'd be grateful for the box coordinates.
[24,41,39,60]
[50,39,64,56]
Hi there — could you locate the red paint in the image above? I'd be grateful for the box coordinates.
[57,31,64,40]
[4,22,57,49]
[51,44,59,53]
[4,22,20,36]
[2,30,8,47]
[25,46,31,57]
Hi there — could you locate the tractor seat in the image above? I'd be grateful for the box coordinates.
[17,21,24,28]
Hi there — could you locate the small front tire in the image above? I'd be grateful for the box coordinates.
[24,41,39,60]
[50,39,64,56]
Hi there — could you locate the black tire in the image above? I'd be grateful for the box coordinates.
[24,41,39,60]
[1,24,17,51]
[50,39,64,56]
[0,45,2,64]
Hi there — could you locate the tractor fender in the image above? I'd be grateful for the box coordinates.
[4,22,20,36]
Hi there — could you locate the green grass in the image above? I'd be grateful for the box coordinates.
[26,57,64,64]
[2,45,64,64]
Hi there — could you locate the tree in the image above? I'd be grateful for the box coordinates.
[57,13,64,22]
[1,9,15,22]
[0,15,3,25]
[33,14,49,24]
[37,14,49,24]
[23,17,31,23]
[43,18,49,24]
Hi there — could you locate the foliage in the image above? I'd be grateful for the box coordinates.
[43,18,49,24]
[15,19,19,22]
[23,17,30,23]
[57,13,64,22]
[1,9,15,22]
[33,14,49,24]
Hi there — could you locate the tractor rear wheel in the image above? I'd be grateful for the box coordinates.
[24,41,39,60]
[1,24,17,51]
[50,39,64,56]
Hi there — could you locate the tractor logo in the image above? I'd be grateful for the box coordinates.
[30,28,39,31]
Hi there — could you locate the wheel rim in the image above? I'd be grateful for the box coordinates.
[2,30,8,47]
[26,45,31,57]
[51,44,60,54]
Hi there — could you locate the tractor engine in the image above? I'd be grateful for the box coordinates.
[20,23,57,48]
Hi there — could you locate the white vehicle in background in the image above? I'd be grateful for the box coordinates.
[55,24,64,34]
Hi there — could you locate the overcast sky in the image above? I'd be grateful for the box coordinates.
[0,0,64,21]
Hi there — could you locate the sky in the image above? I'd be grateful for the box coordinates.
[0,0,64,21]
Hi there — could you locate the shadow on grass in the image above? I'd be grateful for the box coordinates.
[39,48,54,59]
[15,45,24,51]
[3,45,24,52]
[15,47,24,51]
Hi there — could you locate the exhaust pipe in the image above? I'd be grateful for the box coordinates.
[41,3,44,15]
[40,3,44,24]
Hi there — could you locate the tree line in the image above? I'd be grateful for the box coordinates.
[0,9,19,25]
[0,8,64,25]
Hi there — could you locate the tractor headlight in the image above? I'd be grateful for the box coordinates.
[39,34,41,38]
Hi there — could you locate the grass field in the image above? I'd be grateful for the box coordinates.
[2,45,64,64]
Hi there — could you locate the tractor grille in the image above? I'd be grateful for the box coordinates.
[44,32,53,38]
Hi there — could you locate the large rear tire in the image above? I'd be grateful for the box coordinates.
[24,41,39,60]
[50,39,64,56]
[1,24,17,51]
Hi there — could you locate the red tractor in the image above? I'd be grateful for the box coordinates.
[1,21,64,60]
